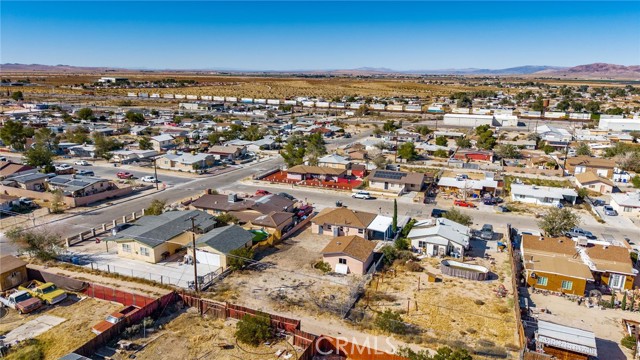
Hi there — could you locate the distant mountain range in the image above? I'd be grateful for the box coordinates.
[2,62,639,79]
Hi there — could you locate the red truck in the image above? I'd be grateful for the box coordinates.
[91,305,140,335]
[0,289,43,314]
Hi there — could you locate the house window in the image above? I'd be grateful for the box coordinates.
[518,195,525,199]
[609,274,626,290]
[122,244,131,253]
[561,280,573,290]
[624,207,632,213]
[326,225,332,230]
[418,241,427,248]
[536,276,548,286]
[358,229,364,234]
[140,247,150,257]
[339,258,347,265]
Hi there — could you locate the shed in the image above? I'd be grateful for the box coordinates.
[0,255,28,291]
[535,320,597,359]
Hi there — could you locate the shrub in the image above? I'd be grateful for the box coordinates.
[405,261,423,272]
[314,261,332,273]
[235,313,272,346]
[474,299,485,306]
[395,237,409,250]
[374,309,406,334]
[228,247,254,270]
[621,335,636,350]
[5,339,44,360]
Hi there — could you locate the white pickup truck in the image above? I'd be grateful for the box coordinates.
[0,289,43,314]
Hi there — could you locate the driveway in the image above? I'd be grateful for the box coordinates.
[2,315,66,345]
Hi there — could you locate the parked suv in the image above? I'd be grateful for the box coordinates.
[565,227,596,239]
[480,224,494,240]
[117,172,134,179]
[352,191,372,200]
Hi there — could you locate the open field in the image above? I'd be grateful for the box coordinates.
[355,236,519,355]
[206,229,362,318]
[1,295,122,360]
[116,309,303,360]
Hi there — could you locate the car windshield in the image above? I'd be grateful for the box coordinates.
[106,315,120,324]
[14,293,32,302]
[41,285,57,294]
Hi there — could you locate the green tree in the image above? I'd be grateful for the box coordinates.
[433,149,449,158]
[572,101,585,112]
[435,136,448,146]
[235,313,272,346]
[476,130,496,150]
[575,142,592,156]
[456,96,472,108]
[537,207,580,237]
[495,144,520,159]
[24,144,55,173]
[6,227,62,261]
[216,212,238,226]
[65,126,90,144]
[392,199,398,233]
[585,101,601,113]
[621,335,636,350]
[381,245,398,266]
[34,127,59,151]
[0,119,27,150]
[555,99,571,111]
[622,292,628,311]
[372,154,387,168]
[455,137,472,148]
[443,208,473,226]
[228,246,254,270]
[383,120,398,132]
[50,189,65,214]
[11,91,24,101]
[139,137,153,150]
[542,144,555,154]
[577,187,589,199]
[374,309,406,334]
[531,96,545,112]
[475,125,491,135]
[243,125,264,141]
[280,135,307,167]
[631,175,640,189]
[145,199,166,215]
[605,107,625,115]
[76,108,94,120]
[93,132,122,160]
[414,125,432,136]
[125,110,145,124]
[398,142,418,161]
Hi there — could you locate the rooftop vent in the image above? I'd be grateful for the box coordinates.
[228,193,237,203]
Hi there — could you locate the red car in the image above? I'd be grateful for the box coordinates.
[117,172,134,179]
[92,305,140,335]
[454,200,476,208]
[255,189,271,196]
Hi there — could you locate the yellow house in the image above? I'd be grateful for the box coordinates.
[107,210,217,264]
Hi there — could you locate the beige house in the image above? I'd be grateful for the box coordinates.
[565,156,616,179]
[321,235,375,275]
[2,172,49,191]
[574,172,614,194]
[150,134,175,152]
[318,154,352,170]
[208,145,246,160]
[106,210,217,264]
[243,211,295,234]
[157,152,215,172]
[190,225,254,269]
[0,255,28,291]
[47,175,114,197]
[311,207,376,239]
[368,169,425,194]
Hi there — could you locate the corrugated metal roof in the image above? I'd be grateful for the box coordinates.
[536,320,597,356]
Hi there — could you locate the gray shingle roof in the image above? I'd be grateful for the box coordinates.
[106,210,216,248]
[195,225,254,253]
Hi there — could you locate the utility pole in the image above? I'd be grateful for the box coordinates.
[153,157,159,190]
[190,217,199,293]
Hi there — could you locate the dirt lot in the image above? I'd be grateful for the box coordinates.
[356,239,519,355]
[0,295,122,360]
[112,308,303,360]
[527,292,639,360]
[207,229,364,318]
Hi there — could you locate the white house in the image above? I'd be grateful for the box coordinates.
[407,218,471,258]
[611,192,640,217]
[510,184,578,207]
[110,149,158,163]
[150,134,175,151]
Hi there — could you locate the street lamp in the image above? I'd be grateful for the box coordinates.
[153,157,159,190]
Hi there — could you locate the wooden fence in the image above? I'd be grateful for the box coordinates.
[507,224,526,350]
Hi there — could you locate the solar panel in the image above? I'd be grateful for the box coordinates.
[374,170,405,180]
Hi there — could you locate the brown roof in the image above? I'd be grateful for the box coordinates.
[521,235,594,280]
[251,211,294,229]
[191,193,294,214]
[208,145,244,155]
[321,235,376,262]
[368,169,425,186]
[586,244,634,275]
[0,194,19,203]
[575,172,614,187]
[0,162,34,178]
[312,207,376,228]
[566,156,616,169]
[0,255,27,274]
[287,165,346,176]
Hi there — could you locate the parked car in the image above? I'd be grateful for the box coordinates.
[480,224,494,240]
[494,205,510,213]
[296,205,313,218]
[277,192,296,201]
[0,289,43,314]
[255,189,271,196]
[592,199,606,207]
[117,172,134,179]
[19,280,68,305]
[74,160,90,166]
[140,176,158,183]
[18,197,36,208]
[54,163,72,171]
[483,198,497,205]
[454,200,476,208]
[565,227,596,239]
[603,205,618,216]
[92,305,141,335]
[431,208,448,218]
[76,170,95,176]
[352,191,372,200]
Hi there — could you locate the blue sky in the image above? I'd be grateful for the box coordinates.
[2,1,639,70]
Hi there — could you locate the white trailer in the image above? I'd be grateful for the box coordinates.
[225,97,237,102]
[267,99,280,105]
[544,111,566,119]
[316,101,330,108]
[472,108,491,115]
[284,100,297,106]
[405,105,422,112]
[186,95,198,100]
[370,104,385,110]
[240,98,253,104]
[150,93,160,98]
[127,92,137,97]
[163,94,175,99]
[213,96,225,101]
[443,114,495,127]
[175,94,186,99]
[254,99,267,104]
[386,105,403,111]
[302,101,315,107]
[201,95,213,101]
